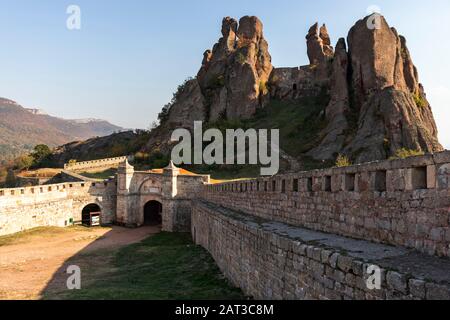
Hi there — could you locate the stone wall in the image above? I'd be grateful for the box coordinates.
[63,156,129,172]
[200,152,450,258]
[0,180,116,236]
[192,200,450,300]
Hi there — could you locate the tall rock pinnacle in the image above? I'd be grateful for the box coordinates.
[311,14,443,162]
[197,16,273,121]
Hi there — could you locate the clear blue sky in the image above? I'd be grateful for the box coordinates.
[0,0,449,148]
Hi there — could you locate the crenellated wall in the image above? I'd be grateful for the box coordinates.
[63,156,129,172]
[200,152,450,258]
[0,160,210,237]
[0,180,117,236]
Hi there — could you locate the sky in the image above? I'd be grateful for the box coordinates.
[0,0,449,148]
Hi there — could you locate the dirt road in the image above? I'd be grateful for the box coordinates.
[0,226,158,300]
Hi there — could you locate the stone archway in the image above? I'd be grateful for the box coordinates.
[143,200,162,226]
[82,203,101,227]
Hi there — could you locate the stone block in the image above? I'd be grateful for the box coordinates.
[337,255,353,273]
[386,271,408,294]
[409,279,426,299]
[426,283,450,300]
[427,165,436,189]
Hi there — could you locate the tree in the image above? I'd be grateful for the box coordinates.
[5,169,17,188]
[0,167,7,182]
[31,144,52,166]
[15,155,34,171]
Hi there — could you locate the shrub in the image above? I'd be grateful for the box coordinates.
[158,77,193,123]
[413,93,427,108]
[31,144,52,168]
[236,52,247,65]
[335,154,352,167]
[15,155,34,170]
[390,148,424,160]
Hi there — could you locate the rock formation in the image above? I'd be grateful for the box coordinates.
[197,16,273,121]
[310,14,442,162]
[145,14,443,164]
[306,23,333,65]
[307,38,350,159]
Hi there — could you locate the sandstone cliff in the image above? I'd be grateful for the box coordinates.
[142,14,443,166]
[197,16,273,121]
[309,15,443,162]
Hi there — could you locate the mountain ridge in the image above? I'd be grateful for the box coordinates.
[0,97,124,161]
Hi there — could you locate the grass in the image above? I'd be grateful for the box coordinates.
[181,95,331,179]
[79,168,117,179]
[389,148,425,160]
[183,164,262,180]
[0,226,94,247]
[245,97,329,158]
[48,232,246,300]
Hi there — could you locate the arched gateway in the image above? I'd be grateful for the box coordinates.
[144,200,162,226]
[82,203,101,227]
[115,160,210,231]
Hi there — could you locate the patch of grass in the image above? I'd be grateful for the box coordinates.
[389,148,425,160]
[185,164,261,180]
[79,169,117,180]
[300,155,334,171]
[55,232,246,300]
[413,92,427,108]
[245,96,329,158]
[0,226,94,247]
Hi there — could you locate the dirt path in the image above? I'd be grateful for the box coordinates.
[0,226,158,300]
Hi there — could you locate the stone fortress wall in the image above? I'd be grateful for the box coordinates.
[0,180,117,236]
[192,151,450,300]
[1,152,450,299]
[63,156,129,172]
[192,201,450,300]
[198,152,450,258]
[0,159,210,236]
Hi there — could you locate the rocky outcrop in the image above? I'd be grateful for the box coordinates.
[144,14,442,165]
[306,23,334,80]
[145,79,206,154]
[311,14,443,162]
[197,16,273,121]
[308,38,350,159]
[306,23,333,65]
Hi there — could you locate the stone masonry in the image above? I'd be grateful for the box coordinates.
[1,152,450,300]
[192,201,450,300]
[0,159,210,236]
[200,151,450,258]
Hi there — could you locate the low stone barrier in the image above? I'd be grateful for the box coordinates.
[192,200,450,300]
[63,156,129,172]
[201,152,450,257]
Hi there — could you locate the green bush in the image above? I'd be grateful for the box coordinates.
[413,93,427,108]
[335,154,352,167]
[390,148,424,160]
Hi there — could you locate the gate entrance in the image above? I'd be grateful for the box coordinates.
[144,201,162,226]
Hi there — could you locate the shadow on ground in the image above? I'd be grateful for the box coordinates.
[40,226,245,300]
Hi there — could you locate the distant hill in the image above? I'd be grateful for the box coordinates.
[0,97,124,161]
